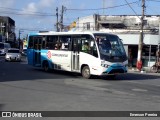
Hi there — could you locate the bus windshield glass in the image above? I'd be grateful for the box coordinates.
[94,34,127,62]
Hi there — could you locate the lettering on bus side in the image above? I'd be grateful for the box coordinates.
[52,53,68,57]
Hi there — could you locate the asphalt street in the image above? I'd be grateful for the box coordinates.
[0,56,160,120]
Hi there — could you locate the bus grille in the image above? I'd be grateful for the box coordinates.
[107,69,126,74]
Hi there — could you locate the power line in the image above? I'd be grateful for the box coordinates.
[146,0,160,2]
[0,7,54,15]
[0,7,56,16]
[124,0,141,20]
[0,11,56,16]
[66,1,139,11]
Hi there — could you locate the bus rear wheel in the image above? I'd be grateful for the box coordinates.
[82,66,91,79]
[43,61,50,72]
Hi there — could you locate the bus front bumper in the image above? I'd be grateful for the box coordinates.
[102,64,127,75]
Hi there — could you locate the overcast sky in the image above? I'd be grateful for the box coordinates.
[0,0,160,38]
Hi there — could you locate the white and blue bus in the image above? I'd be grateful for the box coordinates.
[27,31,128,79]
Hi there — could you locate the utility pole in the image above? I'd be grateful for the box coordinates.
[136,0,145,71]
[60,5,66,32]
[103,0,106,15]
[18,29,23,49]
[19,29,21,49]
[56,7,59,32]
[158,17,160,52]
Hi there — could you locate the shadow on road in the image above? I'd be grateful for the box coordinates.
[112,72,160,81]
[0,61,82,82]
[0,60,160,82]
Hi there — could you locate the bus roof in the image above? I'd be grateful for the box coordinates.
[28,31,116,36]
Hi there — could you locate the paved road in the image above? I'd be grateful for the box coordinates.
[0,56,160,120]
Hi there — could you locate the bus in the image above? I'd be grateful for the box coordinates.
[27,31,128,79]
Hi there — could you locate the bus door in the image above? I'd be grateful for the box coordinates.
[71,36,81,72]
[33,37,42,66]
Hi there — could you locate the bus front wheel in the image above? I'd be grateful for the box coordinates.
[82,66,91,79]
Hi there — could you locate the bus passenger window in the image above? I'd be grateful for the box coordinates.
[54,43,61,50]
[82,42,90,53]
[28,37,33,49]
[92,44,98,58]
[42,37,46,49]
[46,36,58,50]
[59,36,71,50]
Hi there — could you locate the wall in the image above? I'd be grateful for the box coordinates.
[117,34,159,45]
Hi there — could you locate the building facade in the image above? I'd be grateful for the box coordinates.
[72,15,160,68]
[0,16,16,47]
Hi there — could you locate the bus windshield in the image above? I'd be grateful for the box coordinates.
[94,34,127,62]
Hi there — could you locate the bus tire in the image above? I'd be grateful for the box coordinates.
[82,66,91,79]
[43,61,50,72]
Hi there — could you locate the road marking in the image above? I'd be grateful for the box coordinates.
[132,88,148,92]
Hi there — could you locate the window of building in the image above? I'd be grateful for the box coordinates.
[83,22,90,30]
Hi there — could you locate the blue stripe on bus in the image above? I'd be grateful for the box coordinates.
[106,64,127,74]
[41,50,53,69]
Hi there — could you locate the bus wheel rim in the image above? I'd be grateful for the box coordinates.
[83,67,90,78]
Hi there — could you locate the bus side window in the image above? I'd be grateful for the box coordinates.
[81,35,96,55]
[28,36,33,49]
[80,35,98,58]
[46,36,58,50]
[72,36,81,52]
[42,36,46,49]
[59,36,71,50]
[92,43,98,58]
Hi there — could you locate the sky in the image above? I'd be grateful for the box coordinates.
[0,0,160,38]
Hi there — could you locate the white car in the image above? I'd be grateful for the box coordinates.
[5,48,21,62]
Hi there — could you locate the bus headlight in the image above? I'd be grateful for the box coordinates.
[101,61,110,68]
[101,64,109,68]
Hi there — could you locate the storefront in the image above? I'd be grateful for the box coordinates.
[118,34,159,68]
[127,45,157,68]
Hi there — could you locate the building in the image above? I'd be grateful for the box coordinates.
[0,16,16,47]
[72,15,160,68]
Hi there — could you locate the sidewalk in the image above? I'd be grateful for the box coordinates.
[128,67,160,75]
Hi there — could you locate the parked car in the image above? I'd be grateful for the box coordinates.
[5,48,21,62]
[21,49,27,56]
[0,42,11,55]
